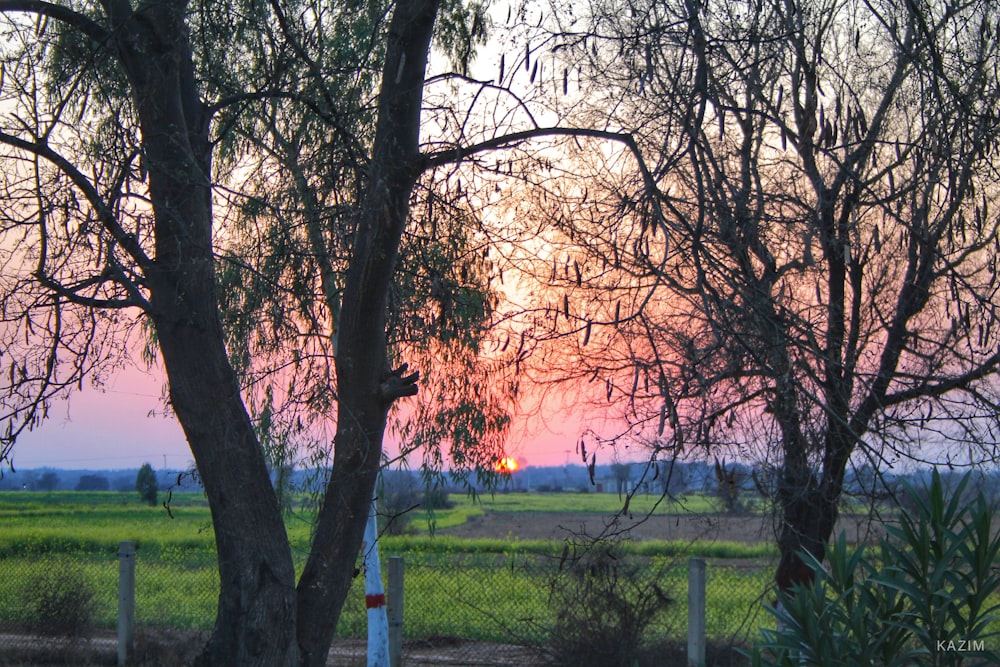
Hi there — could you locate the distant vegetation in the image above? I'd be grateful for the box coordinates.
[135,463,159,506]
[3,468,996,650]
[0,489,774,644]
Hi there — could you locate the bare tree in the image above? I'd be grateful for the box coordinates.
[515,0,1000,591]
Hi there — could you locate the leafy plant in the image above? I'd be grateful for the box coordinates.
[21,565,97,638]
[749,470,1000,666]
[546,542,674,667]
[136,463,158,507]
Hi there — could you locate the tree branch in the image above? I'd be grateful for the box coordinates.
[421,126,669,235]
[0,131,156,285]
[378,364,420,403]
[878,350,1000,410]
[32,266,144,310]
[0,1,111,45]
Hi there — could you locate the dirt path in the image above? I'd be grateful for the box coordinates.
[439,509,884,546]
[327,638,546,666]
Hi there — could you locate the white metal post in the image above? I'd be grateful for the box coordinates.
[364,500,390,667]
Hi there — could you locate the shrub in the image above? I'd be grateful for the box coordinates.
[545,542,674,667]
[21,565,97,638]
[136,463,159,506]
[378,473,454,536]
[420,487,454,510]
[748,469,1000,667]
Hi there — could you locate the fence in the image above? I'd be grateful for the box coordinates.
[0,543,771,666]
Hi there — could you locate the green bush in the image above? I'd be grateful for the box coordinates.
[136,462,159,507]
[21,566,97,637]
[545,543,675,667]
[749,469,1000,666]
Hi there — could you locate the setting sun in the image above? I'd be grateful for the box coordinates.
[495,457,519,474]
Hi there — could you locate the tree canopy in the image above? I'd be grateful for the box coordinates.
[4,0,1000,661]
[505,0,1000,588]
[0,0,648,663]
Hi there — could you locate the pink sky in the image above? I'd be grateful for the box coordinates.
[10,364,580,470]
[11,365,190,470]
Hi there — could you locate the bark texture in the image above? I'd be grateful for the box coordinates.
[295,1,439,664]
[100,3,301,664]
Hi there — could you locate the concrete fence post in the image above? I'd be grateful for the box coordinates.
[688,557,706,667]
[387,556,404,667]
[117,541,136,667]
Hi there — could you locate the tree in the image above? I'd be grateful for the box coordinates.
[713,457,743,514]
[610,461,632,495]
[135,463,157,506]
[75,474,109,492]
[0,1,650,663]
[37,470,60,491]
[517,0,1000,592]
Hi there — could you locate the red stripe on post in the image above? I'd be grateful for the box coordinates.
[365,593,386,609]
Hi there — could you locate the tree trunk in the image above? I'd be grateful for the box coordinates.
[774,428,853,593]
[295,0,439,664]
[775,479,836,592]
[104,4,300,664]
[156,310,300,667]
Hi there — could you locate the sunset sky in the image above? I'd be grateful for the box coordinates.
[9,361,583,471]
[11,364,187,470]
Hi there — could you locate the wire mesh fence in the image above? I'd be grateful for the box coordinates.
[0,543,772,665]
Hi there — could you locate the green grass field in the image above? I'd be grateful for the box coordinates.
[0,490,773,643]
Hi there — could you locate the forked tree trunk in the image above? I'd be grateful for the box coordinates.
[774,428,853,593]
[295,1,439,664]
[775,480,837,591]
[17,1,440,663]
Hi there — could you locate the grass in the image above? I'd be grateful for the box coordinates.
[0,490,777,644]
[0,551,772,642]
[381,534,777,559]
[448,489,724,515]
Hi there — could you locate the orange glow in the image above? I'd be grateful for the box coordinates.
[495,456,519,474]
